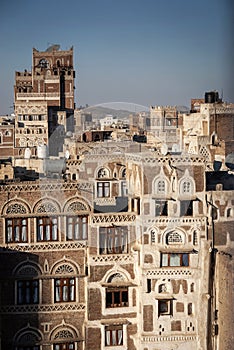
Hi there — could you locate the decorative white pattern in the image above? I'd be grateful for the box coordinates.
[55,264,75,275]
[6,203,27,215]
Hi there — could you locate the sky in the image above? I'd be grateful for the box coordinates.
[0,0,233,114]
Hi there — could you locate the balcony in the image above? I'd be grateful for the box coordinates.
[91,212,136,225]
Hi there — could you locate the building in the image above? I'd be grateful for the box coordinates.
[0,116,14,159]
[0,44,233,349]
[14,45,75,156]
[1,137,233,349]
[182,91,234,168]
[148,106,179,149]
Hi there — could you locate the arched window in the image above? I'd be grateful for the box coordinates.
[227,207,233,218]
[182,180,192,193]
[14,328,42,349]
[121,167,126,179]
[53,263,77,303]
[50,323,79,349]
[38,58,49,68]
[106,273,129,308]
[15,264,40,305]
[4,202,29,243]
[165,231,183,244]
[157,180,166,193]
[193,230,198,245]
[153,173,169,195]
[180,178,194,195]
[97,167,110,179]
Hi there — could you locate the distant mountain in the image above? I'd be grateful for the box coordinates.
[78,104,149,120]
[78,106,135,120]
[176,105,190,113]
[77,104,189,119]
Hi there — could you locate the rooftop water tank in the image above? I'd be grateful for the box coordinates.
[205,91,219,104]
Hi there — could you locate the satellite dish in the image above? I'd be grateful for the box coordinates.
[46,44,60,52]
[161,143,168,156]
[225,153,234,170]
[65,150,70,160]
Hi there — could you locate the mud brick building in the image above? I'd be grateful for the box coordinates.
[0,45,233,349]
[1,138,233,349]
[14,46,75,157]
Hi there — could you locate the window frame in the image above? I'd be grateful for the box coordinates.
[53,343,75,350]
[6,218,28,243]
[54,277,76,303]
[182,180,192,194]
[180,200,193,216]
[155,199,168,216]
[66,215,88,240]
[36,216,58,241]
[105,324,123,346]
[106,287,129,308]
[161,252,189,267]
[17,279,39,305]
[99,226,128,255]
[157,179,166,193]
[158,299,172,316]
[97,181,110,198]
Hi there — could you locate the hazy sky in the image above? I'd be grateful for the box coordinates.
[0,0,233,114]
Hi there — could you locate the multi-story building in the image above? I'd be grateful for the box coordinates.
[147,106,179,150]
[0,44,233,350]
[1,137,233,349]
[14,45,75,156]
[0,116,14,159]
[182,92,234,168]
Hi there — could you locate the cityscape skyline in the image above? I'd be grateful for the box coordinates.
[0,0,233,115]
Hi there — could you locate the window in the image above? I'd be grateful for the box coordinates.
[182,180,192,193]
[121,181,128,196]
[227,208,233,217]
[105,325,123,346]
[54,344,75,350]
[131,197,140,214]
[157,180,166,193]
[97,182,110,197]
[15,330,41,350]
[180,200,193,216]
[37,217,58,241]
[66,215,88,240]
[6,218,28,243]
[166,231,183,244]
[17,280,39,304]
[158,299,172,316]
[106,288,128,308]
[161,253,189,267]
[54,278,75,302]
[99,227,128,254]
[188,303,193,315]
[155,200,168,216]
[97,167,109,178]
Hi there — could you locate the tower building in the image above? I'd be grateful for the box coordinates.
[14,45,75,156]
